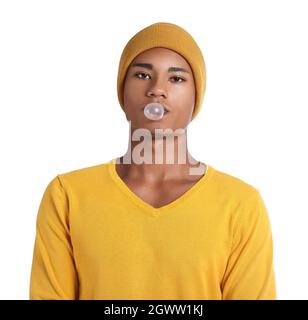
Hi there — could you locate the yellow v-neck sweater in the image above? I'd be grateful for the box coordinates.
[29,158,276,300]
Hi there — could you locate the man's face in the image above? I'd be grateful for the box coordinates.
[123,47,196,133]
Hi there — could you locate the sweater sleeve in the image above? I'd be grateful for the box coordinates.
[221,189,277,300]
[29,175,79,299]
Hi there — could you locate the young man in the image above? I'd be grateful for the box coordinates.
[29,22,276,300]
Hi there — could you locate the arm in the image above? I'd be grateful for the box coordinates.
[29,175,79,299]
[221,190,277,299]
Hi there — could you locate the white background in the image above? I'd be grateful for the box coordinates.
[0,0,307,300]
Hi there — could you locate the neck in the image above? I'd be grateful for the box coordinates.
[118,128,203,182]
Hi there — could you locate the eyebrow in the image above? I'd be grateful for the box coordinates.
[132,63,190,73]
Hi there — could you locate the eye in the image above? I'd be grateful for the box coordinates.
[171,76,185,83]
[134,72,151,80]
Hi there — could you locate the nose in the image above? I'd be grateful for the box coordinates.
[146,78,167,99]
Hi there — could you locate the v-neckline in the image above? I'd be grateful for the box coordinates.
[107,157,214,214]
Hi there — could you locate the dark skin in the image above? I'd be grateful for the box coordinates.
[116,47,206,209]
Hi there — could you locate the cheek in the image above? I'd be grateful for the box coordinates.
[171,86,195,112]
[123,80,134,100]
[123,83,144,122]
[123,79,145,105]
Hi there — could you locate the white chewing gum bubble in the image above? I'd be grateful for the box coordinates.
[143,102,165,120]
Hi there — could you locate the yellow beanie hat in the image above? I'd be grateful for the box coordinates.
[116,22,207,121]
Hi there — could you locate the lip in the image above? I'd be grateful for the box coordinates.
[160,103,171,113]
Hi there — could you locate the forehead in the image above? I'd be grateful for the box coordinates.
[130,47,192,71]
